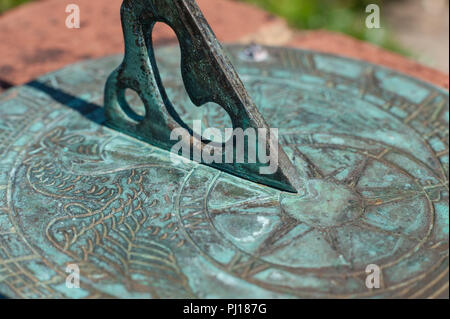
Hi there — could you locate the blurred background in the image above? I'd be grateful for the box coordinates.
[242,0,449,72]
[0,0,448,72]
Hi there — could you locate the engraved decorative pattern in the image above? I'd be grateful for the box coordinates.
[0,46,448,298]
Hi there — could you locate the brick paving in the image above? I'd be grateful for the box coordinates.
[0,0,448,92]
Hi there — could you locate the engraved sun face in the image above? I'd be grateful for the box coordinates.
[178,124,445,298]
[280,180,363,228]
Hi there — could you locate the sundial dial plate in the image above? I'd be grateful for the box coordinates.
[0,45,448,298]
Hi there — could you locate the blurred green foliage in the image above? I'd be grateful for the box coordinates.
[1,0,408,55]
[241,0,408,55]
[0,0,30,13]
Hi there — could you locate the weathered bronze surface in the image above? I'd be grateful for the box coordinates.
[105,0,300,193]
[0,0,448,299]
[0,44,448,298]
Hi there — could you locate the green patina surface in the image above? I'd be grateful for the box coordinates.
[0,44,448,298]
[0,0,448,299]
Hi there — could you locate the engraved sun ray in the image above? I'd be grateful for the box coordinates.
[254,220,311,257]
[207,195,280,216]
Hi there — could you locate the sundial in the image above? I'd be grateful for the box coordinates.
[0,0,448,299]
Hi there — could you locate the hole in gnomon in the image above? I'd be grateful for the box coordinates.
[122,89,146,122]
[152,22,233,143]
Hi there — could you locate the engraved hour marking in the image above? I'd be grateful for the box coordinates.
[404,92,438,124]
